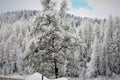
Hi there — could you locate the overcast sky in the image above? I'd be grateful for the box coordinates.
[0,0,120,19]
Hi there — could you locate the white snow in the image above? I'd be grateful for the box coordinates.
[8,75,30,80]
[26,72,48,80]
[51,77,68,80]
[25,72,68,80]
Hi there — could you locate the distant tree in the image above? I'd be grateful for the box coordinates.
[86,23,101,77]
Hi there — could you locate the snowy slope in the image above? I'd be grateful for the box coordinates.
[26,72,48,80]
[0,8,120,79]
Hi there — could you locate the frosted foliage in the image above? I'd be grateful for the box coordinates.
[86,16,120,77]
[86,37,101,77]
[59,0,67,18]
[24,0,82,78]
[0,10,36,75]
[0,5,120,79]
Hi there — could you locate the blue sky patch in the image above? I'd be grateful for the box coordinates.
[71,0,92,10]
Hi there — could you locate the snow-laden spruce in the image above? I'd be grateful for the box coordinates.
[24,0,82,78]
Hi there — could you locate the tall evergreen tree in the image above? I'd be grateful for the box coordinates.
[24,0,81,78]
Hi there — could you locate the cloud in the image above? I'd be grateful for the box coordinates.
[67,0,120,19]
[71,0,92,10]
[67,7,96,18]
[0,0,120,19]
[87,0,120,18]
[0,0,42,13]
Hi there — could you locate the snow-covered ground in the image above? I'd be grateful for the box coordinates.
[9,75,29,80]
[0,73,120,80]
[51,77,68,80]
[26,72,48,80]
[0,74,30,80]
[24,73,120,80]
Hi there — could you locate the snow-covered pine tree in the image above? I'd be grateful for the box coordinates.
[102,15,114,76]
[86,23,102,78]
[111,17,120,74]
[24,0,82,78]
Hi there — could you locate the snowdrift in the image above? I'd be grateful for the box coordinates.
[51,77,68,80]
[26,72,48,80]
[25,72,69,80]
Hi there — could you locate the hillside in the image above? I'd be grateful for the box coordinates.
[0,2,120,79]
